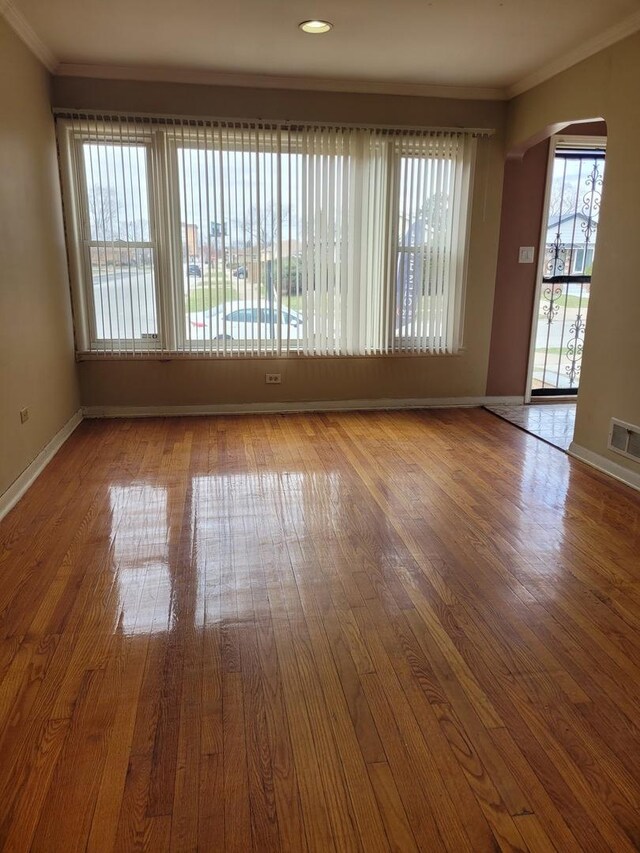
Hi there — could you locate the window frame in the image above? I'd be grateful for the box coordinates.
[59,121,169,353]
[391,138,475,354]
[58,117,477,358]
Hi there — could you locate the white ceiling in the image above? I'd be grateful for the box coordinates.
[6,0,640,97]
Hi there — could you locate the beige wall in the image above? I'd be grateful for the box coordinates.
[0,19,79,498]
[53,76,507,408]
[508,32,640,474]
[53,76,504,130]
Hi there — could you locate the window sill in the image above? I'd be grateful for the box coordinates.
[76,348,465,362]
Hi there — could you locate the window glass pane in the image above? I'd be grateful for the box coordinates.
[586,246,595,274]
[83,143,151,242]
[82,142,157,342]
[543,152,605,280]
[572,248,585,273]
[396,153,454,343]
[91,257,158,341]
[177,142,302,349]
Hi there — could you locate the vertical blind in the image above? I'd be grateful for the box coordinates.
[56,112,485,357]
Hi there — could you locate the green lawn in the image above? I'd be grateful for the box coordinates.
[186,286,308,317]
[185,276,241,313]
[539,292,590,314]
[283,293,333,316]
[534,347,564,357]
[286,294,302,313]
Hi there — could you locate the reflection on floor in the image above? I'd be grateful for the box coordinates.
[484,402,576,451]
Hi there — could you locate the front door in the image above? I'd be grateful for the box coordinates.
[530,137,606,395]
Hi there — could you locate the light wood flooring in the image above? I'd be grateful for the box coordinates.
[1,409,640,851]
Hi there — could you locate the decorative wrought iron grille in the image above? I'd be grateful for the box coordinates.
[532,146,605,394]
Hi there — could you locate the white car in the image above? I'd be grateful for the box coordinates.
[187,300,304,342]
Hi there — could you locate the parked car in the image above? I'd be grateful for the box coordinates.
[187,264,202,277]
[232,266,248,278]
[187,300,304,342]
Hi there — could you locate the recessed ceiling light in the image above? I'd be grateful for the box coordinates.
[299,19,333,34]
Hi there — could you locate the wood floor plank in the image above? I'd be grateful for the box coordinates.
[222,671,252,852]
[367,760,418,853]
[0,716,70,852]
[285,548,390,853]
[199,752,225,851]
[262,544,339,852]
[244,533,308,851]
[113,753,155,851]
[31,668,114,852]
[0,410,639,851]
[86,636,150,853]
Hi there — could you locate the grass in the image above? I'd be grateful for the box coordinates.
[185,276,240,313]
[283,293,336,316]
[286,294,302,313]
[185,283,308,317]
[537,296,590,325]
[534,347,564,357]
[540,292,590,313]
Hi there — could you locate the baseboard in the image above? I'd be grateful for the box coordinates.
[569,441,640,494]
[82,395,524,419]
[0,409,83,522]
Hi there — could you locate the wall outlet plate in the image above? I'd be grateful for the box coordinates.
[265,373,282,384]
[20,407,29,424]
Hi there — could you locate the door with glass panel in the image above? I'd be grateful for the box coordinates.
[531,137,605,395]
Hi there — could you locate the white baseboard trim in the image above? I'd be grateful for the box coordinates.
[0,409,83,522]
[82,395,524,419]
[569,442,640,494]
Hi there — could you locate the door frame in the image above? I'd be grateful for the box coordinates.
[524,133,607,403]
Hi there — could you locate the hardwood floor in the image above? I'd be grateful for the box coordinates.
[1,409,640,852]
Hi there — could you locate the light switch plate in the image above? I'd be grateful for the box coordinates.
[518,246,535,264]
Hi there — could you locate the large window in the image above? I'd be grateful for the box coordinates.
[57,114,480,357]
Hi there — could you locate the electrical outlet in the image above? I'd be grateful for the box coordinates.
[265,373,282,385]
[20,407,29,424]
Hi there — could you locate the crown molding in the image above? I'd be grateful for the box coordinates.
[5,0,640,104]
[0,0,57,71]
[54,63,508,101]
[508,9,640,98]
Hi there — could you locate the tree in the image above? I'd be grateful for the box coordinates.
[233,205,289,250]
[399,190,449,246]
[280,256,304,295]
[126,218,150,242]
[88,185,122,241]
[548,178,578,224]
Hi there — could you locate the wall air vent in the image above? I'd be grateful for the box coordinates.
[608,419,640,463]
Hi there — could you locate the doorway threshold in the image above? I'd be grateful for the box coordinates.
[484,402,576,452]
[530,395,577,403]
